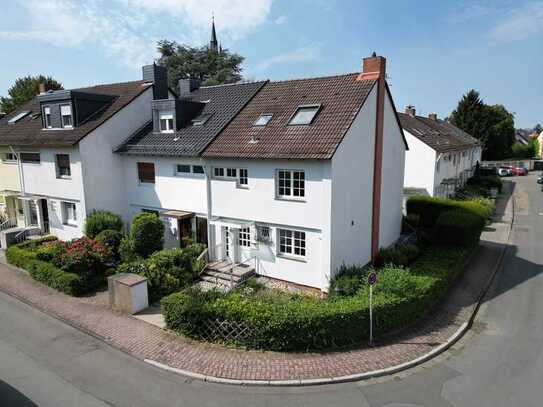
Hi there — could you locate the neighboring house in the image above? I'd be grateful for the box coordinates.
[514,129,530,146]
[117,54,407,292]
[400,106,481,198]
[0,148,22,228]
[0,65,165,245]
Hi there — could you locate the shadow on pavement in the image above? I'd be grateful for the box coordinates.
[0,380,38,406]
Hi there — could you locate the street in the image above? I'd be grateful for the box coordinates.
[1,174,543,406]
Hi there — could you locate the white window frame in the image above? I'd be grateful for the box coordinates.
[226,168,237,178]
[277,228,306,260]
[238,227,251,247]
[213,167,225,178]
[2,152,18,164]
[237,168,248,188]
[256,224,272,244]
[253,113,273,127]
[55,154,71,179]
[20,152,41,164]
[60,104,73,128]
[192,165,205,175]
[288,104,321,126]
[276,169,305,200]
[62,201,77,226]
[159,112,174,133]
[43,106,52,129]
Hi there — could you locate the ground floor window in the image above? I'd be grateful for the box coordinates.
[62,202,77,225]
[238,227,251,247]
[278,228,306,258]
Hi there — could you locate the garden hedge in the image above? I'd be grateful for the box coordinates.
[467,175,502,193]
[436,209,485,247]
[162,246,467,351]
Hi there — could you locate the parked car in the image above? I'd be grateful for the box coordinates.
[537,174,543,184]
[498,167,512,177]
[502,166,525,176]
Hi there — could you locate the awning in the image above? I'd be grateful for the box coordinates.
[161,210,193,220]
[209,217,254,229]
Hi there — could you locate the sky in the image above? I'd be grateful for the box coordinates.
[0,0,541,128]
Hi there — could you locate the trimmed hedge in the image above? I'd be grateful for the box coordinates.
[467,175,502,193]
[84,210,124,239]
[162,246,467,351]
[436,210,485,247]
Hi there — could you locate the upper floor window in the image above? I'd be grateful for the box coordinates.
[60,105,73,128]
[193,165,204,174]
[20,153,40,164]
[278,228,306,258]
[137,162,155,184]
[214,167,225,177]
[176,164,205,176]
[277,170,305,199]
[159,112,174,133]
[288,105,320,126]
[226,168,237,178]
[253,113,273,127]
[1,153,18,163]
[56,154,71,178]
[238,168,248,187]
[43,106,52,128]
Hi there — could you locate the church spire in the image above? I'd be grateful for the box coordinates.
[210,13,219,52]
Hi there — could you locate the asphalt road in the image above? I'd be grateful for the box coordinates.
[1,175,543,407]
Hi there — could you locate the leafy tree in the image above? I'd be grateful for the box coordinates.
[0,75,62,114]
[450,90,515,160]
[156,40,244,89]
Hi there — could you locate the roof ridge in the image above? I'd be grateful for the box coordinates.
[75,79,147,91]
[200,80,268,89]
[267,72,362,85]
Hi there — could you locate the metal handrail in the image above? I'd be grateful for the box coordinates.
[0,218,16,232]
[15,229,28,243]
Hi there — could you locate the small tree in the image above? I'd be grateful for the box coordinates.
[84,210,124,239]
[1,75,63,114]
[130,213,164,258]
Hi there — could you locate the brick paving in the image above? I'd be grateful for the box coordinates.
[0,183,512,381]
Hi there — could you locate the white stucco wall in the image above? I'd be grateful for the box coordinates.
[80,86,153,224]
[379,89,406,248]
[329,85,377,279]
[403,131,437,195]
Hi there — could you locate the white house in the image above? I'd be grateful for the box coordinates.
[118,54,407,292]
[400,106,481,199]
[0,65,167,244]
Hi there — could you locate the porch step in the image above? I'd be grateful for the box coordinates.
[197,260,256,291]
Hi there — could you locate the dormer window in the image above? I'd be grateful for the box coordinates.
[253,113,273,127]
[159,112,174,133]
[43,106,52,128]
[60,105,73,128]
[288,104,321,126]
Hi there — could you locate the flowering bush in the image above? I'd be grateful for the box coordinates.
[53,236,110,276]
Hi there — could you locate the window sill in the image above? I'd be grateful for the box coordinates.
[62,222,78,228]
[277,254,307,263]
[56,176,72,180]
[236,184,249,189]
[138,182,155,187]
[275,196,306,203]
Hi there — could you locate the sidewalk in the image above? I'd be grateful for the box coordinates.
[0,184,514,384]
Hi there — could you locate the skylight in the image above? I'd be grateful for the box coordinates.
[288,105,321,126]
[253,113,273,127]
[8,111,31,125]
[192,113,212,126]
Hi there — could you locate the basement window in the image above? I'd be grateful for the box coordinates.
[288,105,321,126]
[253,113,273,126]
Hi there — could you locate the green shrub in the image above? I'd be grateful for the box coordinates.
[162,246,467,351]
[467,175,502,193]
[26,260,86,296]
[119,236,138,263]
[95,229,123,261]
[53,236,110,276]
[84,210,124,239]
[435,209,485,247]
[374,243,420,268]
[329,264,368,297]
[15,235,57,250]
[6,246,38,269]
[35,240,64,263]
[130,213,164,258]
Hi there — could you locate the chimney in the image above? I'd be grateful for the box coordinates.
[38,83,46,94]
[428,112,438,120]
[178,79,200,97]
[357,52,386,81]
[142,64,168,100]
[405,105,416,117]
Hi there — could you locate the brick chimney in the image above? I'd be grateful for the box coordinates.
[405,105,416,117]
[428,112,438,120]
[38,83,46,94]
[357,52,386,81]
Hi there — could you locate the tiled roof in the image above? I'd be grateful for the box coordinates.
[398,113,480,153]
[0,81,152,147]
[116,81,267,157]
[202,74,377,160]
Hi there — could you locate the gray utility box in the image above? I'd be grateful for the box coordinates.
[108,273,149,314]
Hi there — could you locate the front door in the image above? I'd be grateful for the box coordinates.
[178,217,193,248]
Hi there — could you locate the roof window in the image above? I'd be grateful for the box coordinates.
[253,113,273,127]
[8,111,31,125]
[192,113,212,126]
[288,105,321,126]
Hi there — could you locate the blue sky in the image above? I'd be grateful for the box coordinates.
[0,0,541,128]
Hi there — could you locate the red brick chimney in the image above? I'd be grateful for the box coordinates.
[38,83,46,94]
[405,105,416,117]
[357,52,386,81]
[428,112,437,120]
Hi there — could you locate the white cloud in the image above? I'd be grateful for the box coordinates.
[256,43,323,71]
[448,1,491,24]
[274,15,288,25]
[489,1,543,42]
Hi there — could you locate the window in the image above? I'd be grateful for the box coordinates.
[176,164,191,174]
[256,225,271,244]
[62,202,77,225]
[277,170,305,198]
[43,106,52,128]
[159,112,174,133]
[193,165,204,174]
[60,105,73,128]
[56,154,71,178]
[192,113,212,126]
[8,111,30,125]
[288,105,320,125]
[226,168,237,178]
[238,227,251,247]
[278,229,306,258]
[20,153,40,164]
[214,167,225,177]
[137,162,155,184]
[238,168,248,187]
[2,153,17,163]
[253,113,273,126]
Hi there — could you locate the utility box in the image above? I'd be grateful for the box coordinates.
[108,273,149,314]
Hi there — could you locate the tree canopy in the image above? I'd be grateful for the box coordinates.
[0,75,63,114]
[156,40,244,90]
[449,89,515,160]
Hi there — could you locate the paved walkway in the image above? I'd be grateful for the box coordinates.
[0,184,513,382]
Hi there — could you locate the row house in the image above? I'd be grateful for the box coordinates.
[400,106,481,199]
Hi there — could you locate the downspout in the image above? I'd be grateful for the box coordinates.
[202,157,213,259]
[9,146,25,196]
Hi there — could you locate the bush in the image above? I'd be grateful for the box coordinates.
[84,210,124,239]
[53,236,110,276]
[374,243,420,268]
[467,175,502,193]
[119,236,138,263]
[95,229,123,261]
[329,264,368,297]
[162,246,467,351]
[435,210,485,247]
[130,213,164,258]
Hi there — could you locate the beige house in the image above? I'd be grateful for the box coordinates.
[0,148,25,232]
